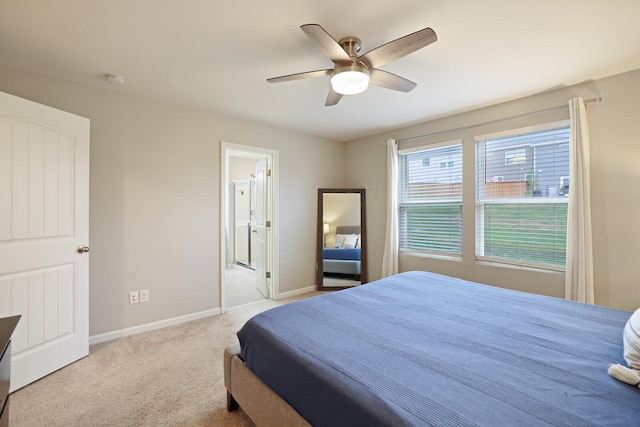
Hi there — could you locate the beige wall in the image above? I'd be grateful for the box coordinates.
[3,62,638,338]
[0,65,345,336]
[346,68,640,311]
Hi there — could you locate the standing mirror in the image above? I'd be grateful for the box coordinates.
[317,189,367,290]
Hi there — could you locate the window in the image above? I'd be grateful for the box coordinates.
[399,141,463,255]
[439,160,455,168]
[475,125,570,270]
[504,148,526,165]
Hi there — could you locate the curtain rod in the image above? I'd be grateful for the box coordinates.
[395,96,603,144]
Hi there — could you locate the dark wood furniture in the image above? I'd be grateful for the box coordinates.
[0,316,20,427]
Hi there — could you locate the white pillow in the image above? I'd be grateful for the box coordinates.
[356,234,361,248]
[334,234,346,248]
[623,308,640,369]
[342,234,358,249]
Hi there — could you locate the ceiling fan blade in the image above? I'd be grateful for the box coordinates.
[301,24,352,63]
[369,69,417,92]
[359,27,437,69]
[267,69,332,83]
[325,88,343,106]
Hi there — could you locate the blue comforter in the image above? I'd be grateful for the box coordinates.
[322,247,361,261]
[237,271,640,426]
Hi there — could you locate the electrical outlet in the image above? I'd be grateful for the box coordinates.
[140,289,149,303]
[129,291,139,304]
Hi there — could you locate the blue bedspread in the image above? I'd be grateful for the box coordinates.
[322,247,361,261]
[237,271,640,426]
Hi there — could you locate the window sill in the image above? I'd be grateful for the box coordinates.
[475,259,565,274]
[399,250,462,263]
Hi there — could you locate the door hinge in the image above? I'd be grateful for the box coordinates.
[266,271,271,279]
[266,169,271,177]
[266,220,271,228]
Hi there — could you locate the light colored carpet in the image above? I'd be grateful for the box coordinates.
[9,292,321,426]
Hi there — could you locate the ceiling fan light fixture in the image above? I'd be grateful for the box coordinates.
[267,24,437,105]
[330,64,370,95]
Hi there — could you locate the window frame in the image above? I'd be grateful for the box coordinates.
[474,120,570,272]
[398,139,463,258]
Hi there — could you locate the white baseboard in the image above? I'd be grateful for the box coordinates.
[90,286,316,345]
[89,308,221,345]
[276,285,316,299]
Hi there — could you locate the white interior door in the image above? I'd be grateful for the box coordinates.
[254,157,269,297]
[0,91,90,392]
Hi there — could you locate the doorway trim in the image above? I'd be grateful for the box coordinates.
[220,141,279,313]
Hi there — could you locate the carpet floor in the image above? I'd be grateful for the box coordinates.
[9,292,320,426]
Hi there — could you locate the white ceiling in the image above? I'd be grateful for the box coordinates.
[2,0,640,142]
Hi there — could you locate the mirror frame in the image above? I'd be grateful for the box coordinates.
[317,188,367,290]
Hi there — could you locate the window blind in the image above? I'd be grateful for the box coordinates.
[475,126,570,270]
[399,143,462,255]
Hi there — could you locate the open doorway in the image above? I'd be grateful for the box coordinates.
[221,142,278,311]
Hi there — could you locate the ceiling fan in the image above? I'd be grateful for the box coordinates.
[267,24,437,106]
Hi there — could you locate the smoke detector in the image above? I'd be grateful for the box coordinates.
[106,74,126,85]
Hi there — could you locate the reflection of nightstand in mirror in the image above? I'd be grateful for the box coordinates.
[1,315,21,427]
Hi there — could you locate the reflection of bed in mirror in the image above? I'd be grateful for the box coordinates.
[322,225,361,281]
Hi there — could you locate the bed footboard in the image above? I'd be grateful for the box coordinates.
[223,344,311,427]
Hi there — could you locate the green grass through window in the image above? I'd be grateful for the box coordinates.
[484,203,567,267]
[401,203,568,268]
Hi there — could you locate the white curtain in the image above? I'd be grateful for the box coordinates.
[565,97,594,303]
[382,139,399,277]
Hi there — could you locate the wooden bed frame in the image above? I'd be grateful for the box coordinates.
[224,343,310,426]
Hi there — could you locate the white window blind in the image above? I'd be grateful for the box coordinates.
[475,126,570,270]
[399,143,462,255]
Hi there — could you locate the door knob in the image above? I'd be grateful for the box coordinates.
[77,246,90,253]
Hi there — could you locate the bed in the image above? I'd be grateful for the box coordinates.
[224,271,640,426]
[322,225,361,280]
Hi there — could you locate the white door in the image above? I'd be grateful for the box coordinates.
[0,91,90,392]
[254,157,270,297]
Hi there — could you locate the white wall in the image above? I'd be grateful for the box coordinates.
[0,65,345,336]
[346,68,640,311]
[229,157,258,182]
